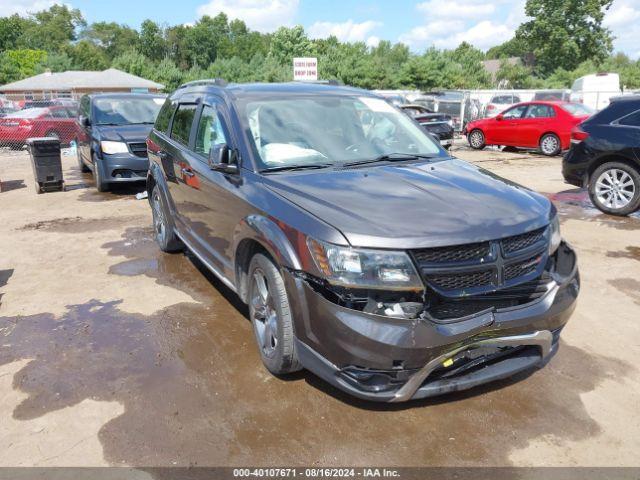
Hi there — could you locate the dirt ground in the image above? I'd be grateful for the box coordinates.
[1,145,639,467]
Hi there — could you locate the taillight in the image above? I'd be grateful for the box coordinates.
[487,104,495,110]
[571,126,589,144]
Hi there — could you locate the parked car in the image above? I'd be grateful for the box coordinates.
[417,91,466,131]
[145,80,579,402]
[0,106,79,148]
[484,93,522,118]
[76,93,165,191]
[399,104,454,149]
[563,95,640,216]
[570,73,621,111]
[465,101,593,156]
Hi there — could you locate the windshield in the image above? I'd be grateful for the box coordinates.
[561,103,595,116]
[10,108,47,119]
[242,95,442,170]
[93,97,164,125]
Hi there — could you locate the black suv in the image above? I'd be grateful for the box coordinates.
[146,80,579,402]
[563,95,640,216]
[76,93,165,191]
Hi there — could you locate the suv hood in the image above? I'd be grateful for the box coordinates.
[264,158,552,249]
[94,124,153,143]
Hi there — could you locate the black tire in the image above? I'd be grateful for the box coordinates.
[93,154,109,192]
[248,253,302,375]
[150,185,183,252]
[468,129,485,150]
[77,141,90,172]
[588,162,640,216]
[539,133,561,156]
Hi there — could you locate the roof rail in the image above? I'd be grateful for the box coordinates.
[177,78,228,89]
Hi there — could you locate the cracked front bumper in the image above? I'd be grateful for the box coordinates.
[285,242,579,402]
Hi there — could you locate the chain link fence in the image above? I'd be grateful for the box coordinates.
[0,93,81,157]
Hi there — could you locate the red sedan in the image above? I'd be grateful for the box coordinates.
[464,101,593,156]
[0,106,79,148]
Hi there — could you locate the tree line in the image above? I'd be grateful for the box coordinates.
[0,0,638,93]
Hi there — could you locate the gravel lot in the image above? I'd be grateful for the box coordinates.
[1,145,639,467]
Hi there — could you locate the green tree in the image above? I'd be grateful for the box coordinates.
[36,51,73,73]
[82,22,139,60]
[66,40,110,70]
[138,19,166,62]
[0,14,30,51]
[495,58,542,88]
[112,49,152,78]
[19,5,85,52]
[515,0,614,75]
[152,58,185,90]
[268,26,315,65]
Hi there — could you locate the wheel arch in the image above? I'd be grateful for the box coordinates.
[233,215,304,304]
[586,154,640,183]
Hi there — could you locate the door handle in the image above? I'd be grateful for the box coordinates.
[181,167,195,177]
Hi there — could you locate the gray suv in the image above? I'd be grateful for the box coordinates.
[146,80,580,402]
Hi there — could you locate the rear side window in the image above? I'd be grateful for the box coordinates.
[170,104,197,146]
[525,104,555,118]
[155,99,177,134]
[194,105,229,157]
[618,109,640,127]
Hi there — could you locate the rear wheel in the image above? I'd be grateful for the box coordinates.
[468,129,485,150]
[248,253,302,375]
[589,162,640,216]
[151,185,183,252]
[539,133,561,156]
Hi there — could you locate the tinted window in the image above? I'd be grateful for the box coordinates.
[618,109,640,127]
[155,99,177,133]
[195,105,228,156]
[502,105,527,119]
[525,104,555,118]
[170,104,197,146]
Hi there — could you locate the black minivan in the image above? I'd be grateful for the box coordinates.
[145,80,579,402]
[76,93,165,191]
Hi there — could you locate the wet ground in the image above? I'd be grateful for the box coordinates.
[1,149,639,467]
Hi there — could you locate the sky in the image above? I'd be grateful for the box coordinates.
[2,0,640,58]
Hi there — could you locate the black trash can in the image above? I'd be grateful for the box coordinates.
[27,137,64,194]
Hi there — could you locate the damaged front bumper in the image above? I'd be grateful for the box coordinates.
[285,242,579,402]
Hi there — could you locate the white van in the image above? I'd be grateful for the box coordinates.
[570,73,621,110]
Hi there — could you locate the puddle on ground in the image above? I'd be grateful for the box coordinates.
[0,179,26,193]
[17,215,147,233]
[545,189,640,230]
[608,278,640,306]
[607,247,640,262]
[0,224,634,466]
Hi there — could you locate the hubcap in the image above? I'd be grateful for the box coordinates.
[470,131,483,148]
[595,168,636,210]
[541,136,558,154]
[152,192,166,242]
[251,269,278,358]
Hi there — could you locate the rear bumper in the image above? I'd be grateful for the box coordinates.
[562,145,589,187]
[286,242,579,402]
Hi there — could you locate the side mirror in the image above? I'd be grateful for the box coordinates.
[79,115,90,127]
[496,114,504,121]
[209,144,239,174]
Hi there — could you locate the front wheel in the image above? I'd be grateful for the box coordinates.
[589,162,640,216]
[93,155,109,192]
[468,129,485,150]
[77,141,90,172]
[539,133,561,156]
[248,253,302,375]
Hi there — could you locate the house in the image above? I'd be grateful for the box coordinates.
[0,68,164,100]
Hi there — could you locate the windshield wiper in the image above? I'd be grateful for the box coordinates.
[341,153,440,168]
[260,163,334,174]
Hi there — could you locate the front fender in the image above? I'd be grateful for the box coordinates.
[148,162,179,231]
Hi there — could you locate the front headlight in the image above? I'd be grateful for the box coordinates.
[307,238,423,291]
[100,141,129,154]
[548,216,562,255]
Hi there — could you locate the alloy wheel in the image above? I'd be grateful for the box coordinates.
[469,130,484,148]
[152,191,166,244]
[541,135,559,155]
[595,168,636,210]
[250,269,278,358]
